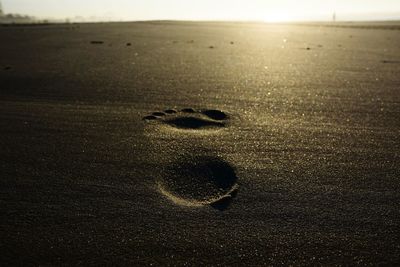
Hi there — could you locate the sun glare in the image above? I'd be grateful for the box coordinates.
[263,13,295,23]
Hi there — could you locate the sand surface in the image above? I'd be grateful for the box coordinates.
[1,21,400,265]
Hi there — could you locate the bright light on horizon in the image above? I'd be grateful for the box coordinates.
[2,0,400,22]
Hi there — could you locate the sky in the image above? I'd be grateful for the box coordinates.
[2,0,400,22]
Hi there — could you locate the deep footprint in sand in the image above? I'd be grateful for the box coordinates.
[143,108,228,130]
[157,155,238,210]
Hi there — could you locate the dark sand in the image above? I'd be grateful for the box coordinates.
[1,21,400,265]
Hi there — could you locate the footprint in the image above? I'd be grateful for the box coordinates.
[90,40,104,44]
[143,108,229,130]
[157,155,239,210]
[143,108,237,210]
[382,60,400,64]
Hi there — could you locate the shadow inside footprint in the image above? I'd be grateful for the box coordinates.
[143,108,229,130]
[159,156,238,210]
[165,117,224,129]
[201,110,228,120]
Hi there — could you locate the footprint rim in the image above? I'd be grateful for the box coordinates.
[158,155,239,209]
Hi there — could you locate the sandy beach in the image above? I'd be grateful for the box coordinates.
[1,21,399,265]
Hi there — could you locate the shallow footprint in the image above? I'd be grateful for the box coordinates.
[157,155,238,210]
[143,108,229,130]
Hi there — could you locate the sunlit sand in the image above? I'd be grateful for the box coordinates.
[1,21,399,265]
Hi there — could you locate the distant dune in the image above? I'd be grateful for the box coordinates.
[298,20,400,30]
[0,13,36,24]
